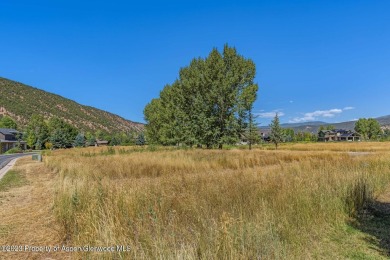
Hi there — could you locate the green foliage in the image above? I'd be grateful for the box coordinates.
[73,133,86,147]
[48,117,78,148]
[244,111,260,149]
[0,170,26,192]
[144,45,258,149]
[85,132,96,146]
[25,114,49,149]
[0,116,17,129]
[283,128,295,142]
[295,131,317,142]
[269,113,283,149]
[382,129,390,141]
[367,118,381,140]
[4,147,22,154]
[136,132,146,146]
[354,118,382,140]
[45,142,53,150]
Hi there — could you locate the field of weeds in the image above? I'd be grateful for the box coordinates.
[44,143,390,259]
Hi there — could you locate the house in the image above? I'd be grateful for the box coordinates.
[318,129,360,142]
[260,131,271,142]
[95,139,109,147]
[0,128,27,153]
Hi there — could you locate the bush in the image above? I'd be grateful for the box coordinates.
[5,147,23,154]
[45,142,53,150]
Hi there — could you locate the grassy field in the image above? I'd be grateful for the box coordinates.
[37,142,390,259]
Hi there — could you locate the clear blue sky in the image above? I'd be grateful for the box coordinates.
[1,0,389,125]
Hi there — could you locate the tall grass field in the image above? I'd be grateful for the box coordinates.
[44,143,390,259]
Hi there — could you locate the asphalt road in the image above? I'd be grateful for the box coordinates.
[0,153,37,170]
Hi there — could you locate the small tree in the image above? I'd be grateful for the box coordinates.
[283,128,295,142]
[73,133,86,147]
[0,116,17,129]
[269,113,283,150]
[45,142,53,150]
[136,132,146,146]
[245,109,260,150]
[85,132,96,146]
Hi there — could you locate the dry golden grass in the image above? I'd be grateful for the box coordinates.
[273,141,390,152]
[39,143,390,259]
[0,157,71,260]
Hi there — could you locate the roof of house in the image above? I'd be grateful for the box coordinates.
[0,139,27,143]
[319,129,361,136]
[96,140,109,144]
[0,128,19,135]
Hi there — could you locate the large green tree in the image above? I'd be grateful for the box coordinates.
[144,45,259,149]
[48,117,78,148]
[26,114,49,149]
[367,118,382,140]
[354,118,382,140]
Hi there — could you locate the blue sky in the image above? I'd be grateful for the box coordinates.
[1,0,389,125]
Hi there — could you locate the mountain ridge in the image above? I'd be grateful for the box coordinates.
[0,77,143,133]
[261,116,390,133]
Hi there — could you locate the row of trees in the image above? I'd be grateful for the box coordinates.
[144,45,259,149]
[1,115,144,150]
[268,115,387,149]
[268,114,319,149]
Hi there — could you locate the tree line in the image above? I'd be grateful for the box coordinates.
[0,115,144,150]
[267,114,388,149]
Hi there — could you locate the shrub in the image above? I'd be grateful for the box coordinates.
[5,147,22,154]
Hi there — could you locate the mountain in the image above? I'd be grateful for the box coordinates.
[280,121,328,128]
[0,77,143,133]
[375,115,390,126]
[261,116,390,133]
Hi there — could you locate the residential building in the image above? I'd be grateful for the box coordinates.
[318,129,360,142]
[0,128,27,153]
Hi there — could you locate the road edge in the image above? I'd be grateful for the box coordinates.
[0,158,19,181]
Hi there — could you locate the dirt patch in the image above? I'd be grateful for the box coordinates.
[347,152,373,156]
[0,157,71,259]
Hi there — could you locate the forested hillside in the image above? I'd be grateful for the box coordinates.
[0,77,143,133]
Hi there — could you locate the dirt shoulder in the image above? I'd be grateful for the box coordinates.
[0,157,70,259]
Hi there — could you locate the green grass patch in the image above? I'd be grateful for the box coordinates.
[4,147,22,154]
[0,170,27,192]
[0,225,12,238]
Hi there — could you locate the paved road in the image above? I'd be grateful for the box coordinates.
[0,153,38,170]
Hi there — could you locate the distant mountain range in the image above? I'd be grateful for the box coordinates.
[261,116,390,133]
[0,77,143,133]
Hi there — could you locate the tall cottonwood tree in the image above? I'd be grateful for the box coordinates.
[354,118,381,140]
[144,45,259,148]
